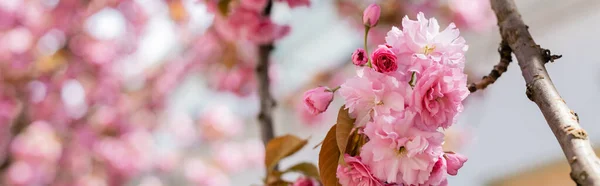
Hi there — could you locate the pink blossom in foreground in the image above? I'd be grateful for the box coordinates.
[292,177,321,186]
[385,12,468,74]
[363,4,381,27]
[339,67,410,126]
[411,64,468,131]
[371,45,398,73]
[336,154,383,186]
[360,114,444,185]
[352,48,368,66]
[303,86,334,115]
[424,155,448,186]
[444,152,468,175]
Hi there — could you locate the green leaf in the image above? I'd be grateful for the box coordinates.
[319,125,341,186]
[284,162,320,179]
[265,135,308,173]
[335,106,355,155]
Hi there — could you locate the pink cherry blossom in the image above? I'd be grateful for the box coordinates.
[385,12,468,74]
[303,86,334,115]
[352,48,368,66]
[363,4,381,27]
[359,114,444,185]
[411,64,468,131]
[336,154,383,186]
[424,155,448,186]
[371,45,398,73]
[338,67,410,126]
[292,177,321,186]
[444,152,468,175]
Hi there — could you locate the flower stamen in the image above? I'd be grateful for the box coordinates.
[423,45,436,55]
[397,146,407,157]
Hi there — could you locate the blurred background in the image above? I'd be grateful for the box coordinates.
[0,0,599,185]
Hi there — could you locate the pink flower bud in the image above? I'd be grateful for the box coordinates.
[363,4,381,27]
[444,152,468,175]
[351,48,368,66]
[371,45,397,73]
[303,87,334,115]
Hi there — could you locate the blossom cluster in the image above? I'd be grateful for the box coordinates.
[204,0,309,96]
[303,5,469,186]
[0,0,271,185]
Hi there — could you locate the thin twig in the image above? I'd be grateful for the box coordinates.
[491,0,600,185]
[468,41,512,93]
[256,0,276,145]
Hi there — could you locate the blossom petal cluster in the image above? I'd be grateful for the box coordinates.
[313,10,470,186]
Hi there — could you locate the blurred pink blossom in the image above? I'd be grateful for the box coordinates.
[449,0,496,33]
[212,142,247,173]
[184,158,231,186]
[198,105,243,140]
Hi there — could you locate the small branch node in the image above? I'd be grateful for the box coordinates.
[525,83,534,101]
[541,48,563,63]
[571,156,579,165]
[565,127,588,140]
[532,74,544,81]
[468,41,512,93]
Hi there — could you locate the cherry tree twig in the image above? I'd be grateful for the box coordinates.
[490,0,600,185]
[468,41,512,93]
[256,0,276,145]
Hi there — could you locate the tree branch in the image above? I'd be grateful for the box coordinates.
[468,40,512,93]
[490,0,600,185]
[257,0,276,145]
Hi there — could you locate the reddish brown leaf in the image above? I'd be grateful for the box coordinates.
[335,106,355,155]
[319,125,341,186]
[265,135,308,173]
